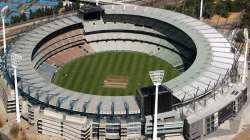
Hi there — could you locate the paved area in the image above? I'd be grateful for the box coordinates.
[0,100,7,127]
[0,114,63,140]
[0,75,62,140]
[206,70,250,140]
[0,76,8,128]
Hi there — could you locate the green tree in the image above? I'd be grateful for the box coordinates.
[58,0,63,8]
[184,0,200,18]
[72,0,80,10]
[230,0,242,12]
[239,0,250,9]
[36,8,43,17]
[29,9,34,19]
[214,1,229,18]
[242,10,250,28]
[10,16,21,24]
[240,0,250,36]
[10,16,16,24]
[203,0,215,18]
[20,13,27,21]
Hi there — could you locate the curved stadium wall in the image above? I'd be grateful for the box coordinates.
[4,4,247,140]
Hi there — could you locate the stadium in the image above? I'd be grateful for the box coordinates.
[3,3,247,140]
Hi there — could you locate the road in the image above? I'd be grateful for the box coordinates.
[0,12,76,49]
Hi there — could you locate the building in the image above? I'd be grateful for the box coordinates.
[136,85,175,116]
[3,3,246,140]
[184,84,247,140]
[28,107,92,140]
[144,110,184,139]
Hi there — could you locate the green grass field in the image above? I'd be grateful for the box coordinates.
[53,51,178,96]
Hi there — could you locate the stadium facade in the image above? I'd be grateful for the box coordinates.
[1,3,247,140]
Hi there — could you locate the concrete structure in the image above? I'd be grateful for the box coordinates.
[2,3,246,140]
[92,119,141,140]
[6,4,235,119]
[144,110,184,139]
[28,107,92,140]
[0,89,21,114]
[184,84,247,140]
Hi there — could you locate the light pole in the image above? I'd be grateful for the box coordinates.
[242,28,249,84]
[199,0,204,20]
[149,70,165,140]
[1,6,8,55]
[96,0,99,6]
[11,53,22,123]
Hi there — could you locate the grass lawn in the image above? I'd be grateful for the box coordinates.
[53,51,178,96]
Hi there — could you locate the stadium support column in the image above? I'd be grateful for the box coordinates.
[149,70,164,140]
[199,0,203,20]
[1,6,8,55]
[243,28,249,84]
[11,53,22,123]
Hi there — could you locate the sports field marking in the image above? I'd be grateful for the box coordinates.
[53,51,178,96]
[103,75,128,89]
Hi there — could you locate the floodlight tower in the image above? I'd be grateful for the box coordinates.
[11,53,22,123]
[96,0,99,6]
[1,6,8,55]
[199,0,203,20]
[242,28,249,84]
[149,70,165,140]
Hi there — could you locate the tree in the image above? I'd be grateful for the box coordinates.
[242,10,250,29]
[229,0,242,12]
[21,13,27,21]
[35,8,43,18]
[203,0,216,18]
[239,0,250,9]
[58,0,63,8]
[162,0,249,20]
[29,9,34,19]
[11,16,21,24]
[10,16,16,24]
[72,0,80,10]
[240,0,250,36]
